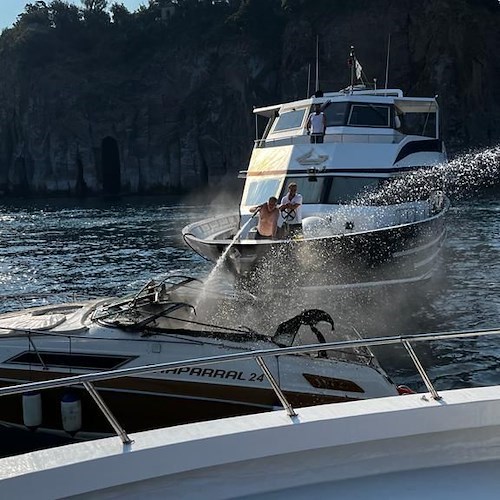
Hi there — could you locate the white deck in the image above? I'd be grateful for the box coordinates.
[2,386,500,499]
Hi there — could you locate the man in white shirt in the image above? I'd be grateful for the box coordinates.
[306,104,326,143]
[280,182,303,237]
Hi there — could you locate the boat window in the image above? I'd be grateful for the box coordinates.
[6,351,134,370]
[243,178,282,206]
[400,112,437,137]
[327,177,382,204]
[323,102,349,126]
[303,373,365,393]
[273,109,306,131]
[281,177,325,204]
[348,104,390,127]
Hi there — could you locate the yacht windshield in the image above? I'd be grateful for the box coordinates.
[243,178,283,206]
[327,177,382,204]
[324,102,349,126]
[273,109,306,131]
[322,103,392,128]
[348,105,391,127]
[399,112,437,137]
[280,176,385,204]
[280,178,325,203]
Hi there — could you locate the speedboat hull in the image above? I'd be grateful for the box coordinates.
[0,279,398,439]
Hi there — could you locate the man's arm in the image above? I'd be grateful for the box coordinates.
[283,201,301,210]
[289,194,303,209]
[250,204,262,213]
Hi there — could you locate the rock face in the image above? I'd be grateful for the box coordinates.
[0,0,498,195]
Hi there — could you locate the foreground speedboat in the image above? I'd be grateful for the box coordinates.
[183,75,448,291]
[0,276,398,439]
[2,326,500,499]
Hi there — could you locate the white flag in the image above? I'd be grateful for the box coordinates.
[355,60,363,80]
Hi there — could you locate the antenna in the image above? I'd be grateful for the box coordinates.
[384,33,391,90]
[307,63,311,97]
[315,36,320,92]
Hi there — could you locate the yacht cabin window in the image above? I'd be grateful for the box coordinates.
[348,105,391,127]
[273,109,307,131]
[323,102,349,127]
[7,351,133,370]
[327,177,382,204]
[280,177,325,204]
[399,111,437,137]
[243,178,282,206]
[281,176,383,204]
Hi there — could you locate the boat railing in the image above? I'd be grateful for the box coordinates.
[1,326,500,444]
[254,132,405,148]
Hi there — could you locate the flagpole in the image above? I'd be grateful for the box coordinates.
[350,46,355,94]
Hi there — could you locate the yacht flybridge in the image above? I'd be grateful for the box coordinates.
[183,84,449,290]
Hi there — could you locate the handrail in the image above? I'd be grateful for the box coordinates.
[254,131,410,148]
[1,326,499,397]
[2,326,500,397]
[2,326,500,443]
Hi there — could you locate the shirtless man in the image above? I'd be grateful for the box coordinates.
[250,196,279,239]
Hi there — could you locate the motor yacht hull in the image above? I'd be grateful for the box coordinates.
[183,205,447,291]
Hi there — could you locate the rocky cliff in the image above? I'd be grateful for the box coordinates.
[0,0,498,195]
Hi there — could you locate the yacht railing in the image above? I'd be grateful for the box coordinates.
[254,132,406,148]
[1,326,500,444]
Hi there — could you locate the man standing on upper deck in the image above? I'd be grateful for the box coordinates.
[307,104,326,144]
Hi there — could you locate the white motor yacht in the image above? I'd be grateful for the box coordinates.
[183,53,448,291]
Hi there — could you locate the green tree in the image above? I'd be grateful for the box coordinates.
[81,0,109,11]
[81,0,111,26]
[49,1,82,30]
[15,1,51,28]
[110,3,131,25]
[228,0,284,46]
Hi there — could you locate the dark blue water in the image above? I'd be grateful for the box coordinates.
[0,191,500,455]
[0,197,213,312]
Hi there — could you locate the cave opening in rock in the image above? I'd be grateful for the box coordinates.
[101,136,121,194]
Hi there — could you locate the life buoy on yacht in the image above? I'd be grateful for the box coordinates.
[22,391,42,429]
[60,391,82,435]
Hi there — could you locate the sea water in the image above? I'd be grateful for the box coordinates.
[0,147,499,455]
